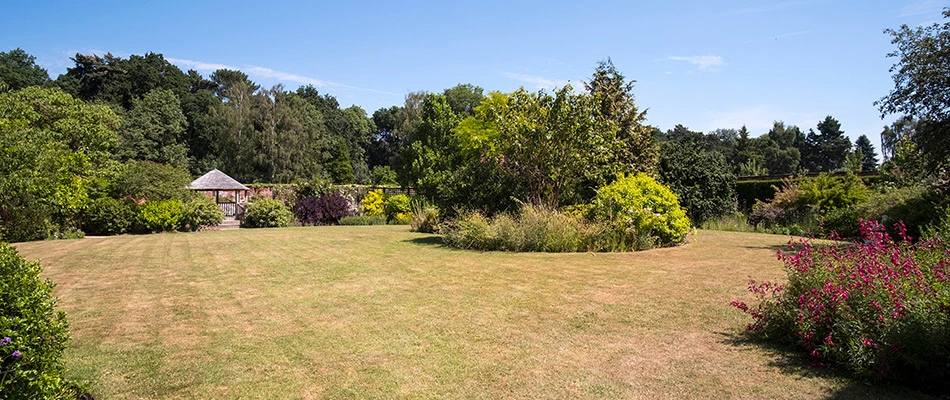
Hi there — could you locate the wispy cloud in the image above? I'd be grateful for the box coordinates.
[720,1,808,16]
[898,0,947,18]
[774,30,811,39]
[167,57,398,96]
[502,72,571,90]
[667,55,725,70]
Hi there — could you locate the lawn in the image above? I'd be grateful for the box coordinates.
[14,227,928,399]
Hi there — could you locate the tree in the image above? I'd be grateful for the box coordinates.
[854,135,879,171]
[403,94,461,199]
[877,9,950,173]
[658,137,737,224]
[57,52,189,109]
[0,48,51,90]
[804,116,852,172]
[454,85,619,208]
[756,121,804,175]
[0,87,119,241]
[442,83,484,117]
[115,88,189,169]
[585,58,655,174]
[880,116,916,161]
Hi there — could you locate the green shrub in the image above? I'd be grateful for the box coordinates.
[110,160,192,201]
[795,173,870,215]
[371,166,398,186]
[81,197,136,235]
[181,196,225,231]
[821,185,943,239]
[736,180,782,210]
[443,211,494,250]
[243,199,294,228]
[339,215,387,225]
[384,194,412,224]
[658,140,736,224]
[0,243,79,398]
[137,199,184,233]
[588,173,691,247]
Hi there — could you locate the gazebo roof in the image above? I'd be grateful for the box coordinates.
[188,169,249,191]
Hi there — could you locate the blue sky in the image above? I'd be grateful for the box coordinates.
[3,0,948,154]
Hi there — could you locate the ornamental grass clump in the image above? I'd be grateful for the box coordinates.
[732,219,950,391]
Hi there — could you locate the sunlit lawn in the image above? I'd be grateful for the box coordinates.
[15,227,930,399]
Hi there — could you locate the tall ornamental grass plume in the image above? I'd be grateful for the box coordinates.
[732,219,950,392]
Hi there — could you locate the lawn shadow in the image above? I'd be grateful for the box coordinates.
[403,235,446,247]
[715,331,937,399]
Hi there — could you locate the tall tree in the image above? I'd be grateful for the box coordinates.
[880,116,917,161]
[585,58,655,174]
[756,122,804,175]
[804,116,852,172]
[854,135,879,171]
[877,9,950,173]
[115,88,189,169]
[442,83,484,117]
[0,48,51,90]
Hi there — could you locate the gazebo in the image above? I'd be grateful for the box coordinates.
[188,169,250,217]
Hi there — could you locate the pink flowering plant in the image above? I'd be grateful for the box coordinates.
[732,219,950,390]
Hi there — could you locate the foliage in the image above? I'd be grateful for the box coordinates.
[410,201,440,233]
[794,173,870,215]
[855,135,879,171]
[338,214,387,226]
[0,243,75,398]
[243,199,294,228]
[443,205,596,252]
[81,197,136,235]
[360,189,388,216]
[181,196,225,231]
[295,176,334,201]
[736,180,782,210]
[0,48,51,90]
[822,185,944,239]
[110,160,193,202]
[115,88,189,169]
[803,116,852,172]
[454,86,620,208]
[732,220,950,391]
[294,193,358,225]
[137,199,184,233]
[370,166,398,186]
[585,58,656,175]
[588,173,691,247]
[384,194,412,224]
[658,139,736,224]
[0,86,119,242]
[877,10,950,173]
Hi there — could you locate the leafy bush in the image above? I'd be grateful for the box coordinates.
[243,199,294,228]
[137,199,184,233]
[822,185,943,239]
[384,194,412,224]
[110,160,192,201]
[588,173,691,247]
[80,197,136,235]
[181,196,225,231]
[360,189,387,216]
[736,180,782,210]
[795,173,870,215]
[294,193,358,225]
[732,220,950,391]
[0,243,79,398]
[410,201,441,233]
[339,215,387,225]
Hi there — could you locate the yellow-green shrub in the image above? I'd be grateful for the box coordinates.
[361,190,387,216]
[588,173,691,246]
